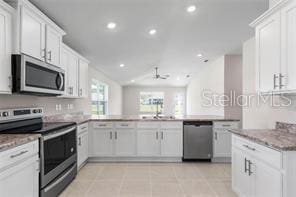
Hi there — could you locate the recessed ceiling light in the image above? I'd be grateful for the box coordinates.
[119,64,125,68]
[131,79,135,83]
[197,53,203,57]
[187,5,196,13]
[149,29,157,35]
[107,22,117,29]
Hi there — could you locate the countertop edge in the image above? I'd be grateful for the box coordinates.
[0,134,41,153]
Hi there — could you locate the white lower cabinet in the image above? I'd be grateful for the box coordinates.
[77,123,89,168]
[90,121,183,160]
[0,140,39,197]
[114,129,136,156]
[160,130,183,157]
[213,121,239,160]
[137,129,160,156]
[232,135,282,197]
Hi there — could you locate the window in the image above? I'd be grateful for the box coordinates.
[91,79,108,115]
[174,93,185,116]
[140,92,164,115]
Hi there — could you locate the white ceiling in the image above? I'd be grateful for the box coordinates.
[30,0,268,87]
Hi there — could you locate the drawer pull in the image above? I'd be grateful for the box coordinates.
[222,124,231,127]
[243,144,256,151]
[248,160,253,176]
[10,150,28,158]
[81,126,87,130]
[98,124,107,127]
[244,158,248,173]
[121,124,129,127]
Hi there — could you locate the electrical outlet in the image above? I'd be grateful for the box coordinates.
[59,104,62,111]
[56,104,59,111]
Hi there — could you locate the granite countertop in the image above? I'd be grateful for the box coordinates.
[0,134,41,152]
[43,114,239,124]
[229,127,296,151]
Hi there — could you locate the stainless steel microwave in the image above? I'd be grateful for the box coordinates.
[12,54,65,96]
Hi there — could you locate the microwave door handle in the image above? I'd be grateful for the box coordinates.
[59,73,64,90]
[43,126,76,141]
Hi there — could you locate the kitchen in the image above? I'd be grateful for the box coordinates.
[1,0,296,197]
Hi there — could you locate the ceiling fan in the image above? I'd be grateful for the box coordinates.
[153,67,170,80]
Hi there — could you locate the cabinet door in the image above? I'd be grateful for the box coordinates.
[78,59,88,98]
[232,148,252,197]
[91,129,113,156]
[46,25,62,67]
[67,52,79,97]
[213,129,232,158]
[160,130,182,157]
[281,0,296,91]
[0,155,39,197]
[21,6,45,61]
[256,12,281,93]
[114,130,136,156]
[61,48,70,96]
[0,6,12,94]
[77,131,88,167]
[137,130,160,156]
[253,159,282,197]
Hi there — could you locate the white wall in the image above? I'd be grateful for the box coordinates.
[242,37,296,129]
[0,66,122,116]
[224,55,243,120]
[186,56,225,116]
[122,86,186,116]
[269,0,280,8]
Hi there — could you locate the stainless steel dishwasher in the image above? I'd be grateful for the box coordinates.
[183,121,213,161]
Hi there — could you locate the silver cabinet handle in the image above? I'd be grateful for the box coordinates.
[8,76,12,89]
[115,132,117,140]
[279,73,284,89]
[248,160,253,176]
[214,132,218,140]
[121,124,129,127]
[41,48,46,59]
[243,144,256,151]
[161,131,164,140]
[156,132,158,140]
[10,150,28,158]
[222,124,231,127]
[78,137,81,146]
[273,74,279,89]
[110,131,112,139]
[244,158,248,173]
[79,88,82,96]
[48,50,52,61]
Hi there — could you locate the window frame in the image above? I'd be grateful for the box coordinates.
[91,79,109,115]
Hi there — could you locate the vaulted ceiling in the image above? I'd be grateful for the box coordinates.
[30,0,268,86]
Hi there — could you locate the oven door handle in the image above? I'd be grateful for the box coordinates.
[43,126,76,141]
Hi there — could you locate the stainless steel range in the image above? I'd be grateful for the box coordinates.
[0,107,77,197]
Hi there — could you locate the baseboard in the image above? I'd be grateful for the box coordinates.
[212,157,231,163]
[88,157,182,162]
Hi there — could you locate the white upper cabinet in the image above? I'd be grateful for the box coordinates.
[61,44,89,98]
[281,0,296,91]
[251,0,296,93]
[0,1,13,94]
[78,59,89,98]
[255,12,281,93]
[46,25,62,66]
[21,6,45,61]
[9,0,66,67]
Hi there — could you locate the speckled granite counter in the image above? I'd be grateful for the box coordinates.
[229,122,296,151]
[0,134,40,152]
[43,114,239,125]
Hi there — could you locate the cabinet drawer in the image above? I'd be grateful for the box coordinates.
[160,121,183,129]
[233,135,282,169]
[92,122,113,129]
[214,121,239,129]
[77,123,88,135]
[0,140,39,170]
[115,122,135,129]
[137,121,159,129]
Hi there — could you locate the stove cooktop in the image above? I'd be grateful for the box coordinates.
[0,118,76,135]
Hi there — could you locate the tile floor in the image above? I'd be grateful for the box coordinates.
[59,162,237,197]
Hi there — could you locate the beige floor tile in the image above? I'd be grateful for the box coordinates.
[208,180,237,197]
[150,165,176,180]
[151,181,183,195]
[96,168,126,180]
[86,180,121,196]
[62,180,92,197]
[179,180,216,196]
[174,165,204,180]
[76,166,102,180]
[120,180,151,195]
[124,168,150,180]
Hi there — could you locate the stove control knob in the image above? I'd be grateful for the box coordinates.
[33,109,38,113]
[2,112,9,117]
[39,109,43,113]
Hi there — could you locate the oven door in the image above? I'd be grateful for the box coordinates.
[12,54,65,95]
[40,126,77,188]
